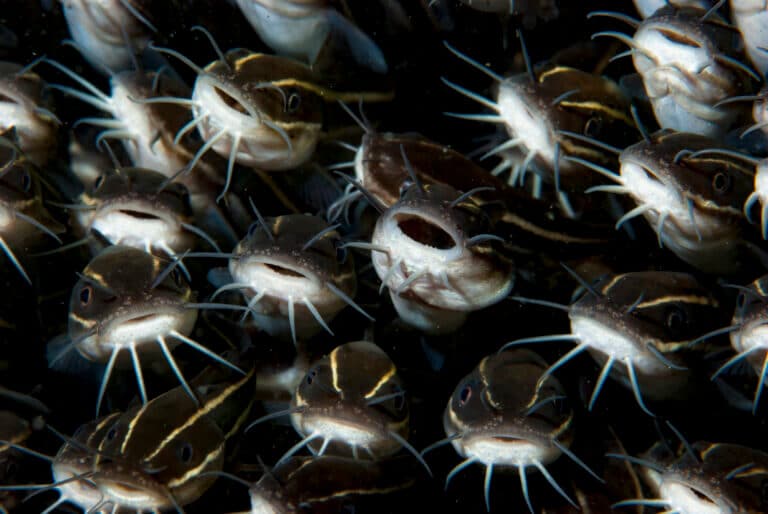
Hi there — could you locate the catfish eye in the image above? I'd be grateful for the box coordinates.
[20,171,31,192]
[336,244,348,263]
[181,189,191,206]
[171,267,183,287]
[391,384,406,411]
[712,172,731,194]
[93,174,105,190]
[106,425,118,441]
[666,306,686,333]
[247,221,261,238]
[306,369,318,385]
[177,442,194,463]
[80,285,93,305]
[399,180,413,198]
[286,92,301,113]
[394,392,405,411]
[583,117,602,138]
[459,384,472,406]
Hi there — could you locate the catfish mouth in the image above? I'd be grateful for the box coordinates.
[656,28,703,49]
[95,473,169,510]
[123,313,161,325]
[661,480,721,514]
[394,213,457,249]
[239,256,318,284]
[117,209,164,221]
[264,263,305,278]
[688,488,717,504]
[91,204,184,248]
[0,92,18,104]
[215,86,250,115]
[300,409,388,447]
[491,435,523,442]
[118,308,183,327]
[105,307,190,347]
[232,255,327,300]
[457,429,558,466]
[195,75,263,133]
[631,162,666,187]
[95,204,177,230]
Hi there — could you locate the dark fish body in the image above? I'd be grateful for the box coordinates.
[92,364,256,511]
[245,455,418,514]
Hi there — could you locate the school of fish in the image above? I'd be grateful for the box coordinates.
[3,0,768,513]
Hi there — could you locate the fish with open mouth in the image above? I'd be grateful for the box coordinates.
[369,180,514,334]
[147,29,393,201]
[67,166,220,259]
[331,127,615,252]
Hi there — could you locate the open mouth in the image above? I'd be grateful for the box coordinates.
[110,312,180,343]
[662,481,721,514]
[304,414,379,446]
[688,487,716,504]
[492,435,523,443]
[634,163,666,186]
[0,92,18,104]
[98,477,167,508]
[395,214,456,249]
[118,209,163,221]
[656,28,702,49]
[215,86,249,115]
[263,263,306,278]
[124,313,159,324]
